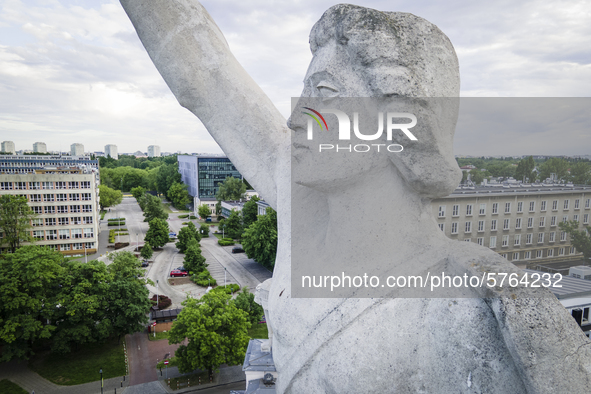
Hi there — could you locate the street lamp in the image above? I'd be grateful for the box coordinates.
[136,233,139,252]
[99,368,103,394]
[224,267,227,288]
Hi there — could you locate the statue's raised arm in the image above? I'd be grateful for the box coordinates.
[120,0,288,208]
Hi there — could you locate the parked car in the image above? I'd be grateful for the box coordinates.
[176,266,186,271]
[232,246,245,254]
[141,260,149,267]
[170,269,188,277]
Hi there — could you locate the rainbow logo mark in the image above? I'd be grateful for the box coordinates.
[302,107,329,131]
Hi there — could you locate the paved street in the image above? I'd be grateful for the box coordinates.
[126,330,183,386]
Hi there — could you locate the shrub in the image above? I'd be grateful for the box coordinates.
[193,269,217,287]
[109,230,115,243]
[210,283,240,294]
[150,295,172,309]
[218,239,235,246]
[189,215,197,219]
[108,222,126,226]
[178,214,189,219]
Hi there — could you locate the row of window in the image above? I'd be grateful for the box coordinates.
[0,181,92,190]
[494,246,577,261]
[43,242,96,251]
[439,214,589,234]
[32,216,94,226]
[31,205,94,214]
[31,228,94,240]
[449,232,574,249]
[438,198,591,218]
[28,193,93,202]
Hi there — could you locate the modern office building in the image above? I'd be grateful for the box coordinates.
[432,184,591,267]
[33,142,47,153]
[104,144,118,160]
[70,143,84,156]
[1,141,15,154]
[148,145,161,157]
[0,167,100,256]
[0,155,98,174]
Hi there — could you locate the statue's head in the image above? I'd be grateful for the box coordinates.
[291,4,462,198]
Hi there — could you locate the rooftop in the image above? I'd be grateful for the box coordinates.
[242,339,276,373]
[443,184,591,198]
[523,269,591,299]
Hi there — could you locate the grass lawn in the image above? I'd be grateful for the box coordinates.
[248,323,269,339]
[148,331,170,341]
[0,380,27,394]
[28,338,126,385]
[213,233,223,239]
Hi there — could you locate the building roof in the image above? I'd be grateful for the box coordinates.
[242,339,276,373]
[151,308,182,321]
[440,184,591,199]
[523,269,591,299]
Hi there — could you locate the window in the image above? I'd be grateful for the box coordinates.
[0,182,13,190]
[72,229,83,239]
[69,193,80,201]
[563,216,568,223]
[82,205,92,213]
[43,193,55,202]
[515,218,522,229]
[464,238,471,242]
[83,216,93,224]
[59,229,70,240]
[503,219,510,230]
[477,237,484,246]
[14,182,26,190]
[85,242,95,249]
[45,218,56,226]
[490,219,497,231]
[547,249,554,257]
[479,204,486,215]
[575,199,580,209]
[584,214,589,224]
[539,217,545,227]
[465,222,472,233]
[451,222,458,234]
[478,220,485,232]
[492,203,498,214]
[57,206,68,214]
[72,243,83,250]
[564,200,569,210]
[513,252,520,260]
[489,236,497,248]
[574,214,579,222]
[81,193,92,201]
[42,181,53,189]
[438,223,444,231]
[517,202,523,213]
[71,217,82,225]
[559,247,565,256]
[32,230,44,240]
[84,228,94,238]
[501,253,507,259]
[541,201,547,211]
[586,198,590,209]
[81,181,91,189]
[70,205,81,213]
[61,244,71,251]
[69,181,79,189]
[32,218,43,227]
[549,232,555,242]
[524,251,531,259]
[538,233,544,243]
[536,250,543,258]
[438,205,446,217]
[514,234,521,245]
[570,246,576,255]
[32,206,43,214]
[551,216,556,226]
[30,194,42,202]
[55,181,67,189]
[58,217,69,226]
[466,204,473,216]
[46,229,57,240]
[560,231,567,241]
[56,193,67,202]
[552,200,558,211]
[452,205,459,217]
[502,235,509,247]
[526,234,532,245]
[504,202,511,213]
[527,217,533,228]
[44,206,55,214]
[29,181,40,190]
[529,201,535,212]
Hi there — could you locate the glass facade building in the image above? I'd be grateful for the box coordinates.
[178,154,242,199]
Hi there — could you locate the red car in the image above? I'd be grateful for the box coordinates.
[170,269,188,277]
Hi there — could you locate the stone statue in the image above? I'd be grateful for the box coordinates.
[120,1,591,392]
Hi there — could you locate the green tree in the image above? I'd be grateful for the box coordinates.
[140,243,153,260]
[0,195,35,253]
[199,224,210,237]
[233,287,264,325]
[216,176,246,201]
[559,221,591,263]
[168,292,250,376]
[143,194,168,222]
[515,156,537,182]
[168,182,191,209]
[219,209,244,239]
[176,222,201,253]
[539,158,569,181]
[570,162,591,185]
[198,204,212,219]
[98,184,123,210]
[183,238,207,273]
[156,163,182,198]
[145,218,170,248]
[468,169,484,184]
[241,208,278,270]
[131,186,146,200]
[242,196,260,229]
[0,246,63,361]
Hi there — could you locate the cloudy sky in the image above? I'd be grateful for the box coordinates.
[0,0,590,156]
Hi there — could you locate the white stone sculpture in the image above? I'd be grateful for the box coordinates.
[120,1,591,392]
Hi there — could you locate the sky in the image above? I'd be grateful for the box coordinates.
[0,0,590,156]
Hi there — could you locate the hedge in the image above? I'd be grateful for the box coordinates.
[178,214,189,219]
[193,269,217,287]
[218,239,235,246]
[210,283,240,294]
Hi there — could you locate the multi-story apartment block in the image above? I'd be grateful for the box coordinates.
[0,167,100,256]
[70,143,84,156]
[0,155,98,174]
[33,142,47,153]
[104,144,119,160]
[148,145,161,157]
[1,141,16,154]
[433,185,591,267]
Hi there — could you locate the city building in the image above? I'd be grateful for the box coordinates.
[220,201,245,218]
[178,154,243,214]
[0,167,100,256]
[147,145,161,157]
[433,184,591,268]
[70,143,84,156]
[33,142,47,153]
[1,141,15,154]
[0,155,98,174]
[104,144,118,160]
[256,200,271,216]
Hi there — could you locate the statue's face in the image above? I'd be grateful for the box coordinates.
[290,37,462,198]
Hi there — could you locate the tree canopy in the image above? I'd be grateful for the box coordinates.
[241,208,277,270]
[98,184,123,209]
[515,156,536,183]
[167,181,191,210]
[0,195,35,253]
[242,196,260,229]
[216,176,246,201]
[559,221,591,263]
[141,194,168,222]
[219,209,244,239]
[198,204,212,219]
[176,222,201,253]
[183,238,207,274]
[234,287,264,325]
[145,218,170,248]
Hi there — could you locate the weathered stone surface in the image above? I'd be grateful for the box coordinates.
[120,2,591,393]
